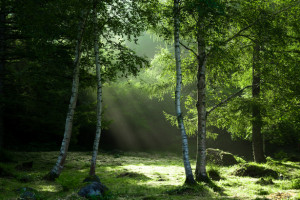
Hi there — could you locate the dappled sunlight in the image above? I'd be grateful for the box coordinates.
[36,185,61,192]
[1,151,300,199]
[122,164,185,186]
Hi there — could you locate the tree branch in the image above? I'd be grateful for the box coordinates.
[206,85,252,117]
[222,21,258,45]
[179,41,198,57]
[220,0,300,46]
[266,50,300,54]
[239,34,255,42]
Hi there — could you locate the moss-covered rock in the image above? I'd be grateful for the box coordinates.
[78,182,109,199]
[233,163,278,178]
[17,187,40,200]
[206,148,238,166]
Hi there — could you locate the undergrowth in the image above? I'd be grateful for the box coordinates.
[0,151,299,200]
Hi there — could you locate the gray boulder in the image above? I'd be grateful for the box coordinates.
[78,181,108,199]
[206,148,238,166]
[17,187,39,200]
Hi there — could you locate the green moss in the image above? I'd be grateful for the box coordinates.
[166,184,210,196]
[55,172,85,191]
[83,175,101,183]
[233,163,278,178]
[0,151,299,200]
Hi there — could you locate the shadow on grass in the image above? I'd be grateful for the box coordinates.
[205,179,226,195]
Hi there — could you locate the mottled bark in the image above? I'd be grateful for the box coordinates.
[195,34,208,182]
[47,11,88,179]
[174,0,196,185]
[252,43,266,163]
[89,0,102,176]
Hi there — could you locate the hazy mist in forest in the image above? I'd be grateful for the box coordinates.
[96,32,253,158]
[99,32,181,151]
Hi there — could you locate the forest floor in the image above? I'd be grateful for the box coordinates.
[0,150,299,200]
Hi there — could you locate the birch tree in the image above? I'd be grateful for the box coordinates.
[89,0,102,176]
[46,10,88,180]
[177,0,231,182]
[147,0,232,182]
[174,0,196,185]
[84,0,157,177]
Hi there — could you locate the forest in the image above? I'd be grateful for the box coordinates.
[0,0,299,199]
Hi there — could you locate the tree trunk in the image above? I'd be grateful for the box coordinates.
[46,11,87,180]
[195,33,209,182]
[252,42,266,163]
[174,0,196,185]
[89,0,102,176]
[0,4,7,151]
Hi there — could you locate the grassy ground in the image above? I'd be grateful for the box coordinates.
[0,151,299,200]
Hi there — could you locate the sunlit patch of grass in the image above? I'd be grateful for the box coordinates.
[36,184,60,192]
[0,151,299,200]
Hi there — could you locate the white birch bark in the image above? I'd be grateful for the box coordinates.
[89,0,102,176]
[48,11,88,179]
[174,0,196,185]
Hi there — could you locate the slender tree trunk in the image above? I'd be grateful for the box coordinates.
[46,11,88,180]
[174,0,196,185]
[195,33,208,182]
[0,4,7,151]
[252,42,266,163]
[89,0,102,176]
